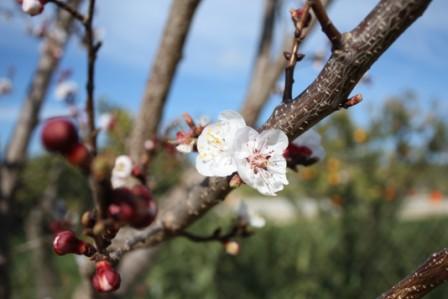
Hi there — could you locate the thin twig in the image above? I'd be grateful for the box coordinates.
[283,4,311,103]
[83,0,99,155]
[47,0,85,22]
[178,225,253,243]
[308,0,342,49]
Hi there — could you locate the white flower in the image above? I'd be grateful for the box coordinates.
[292,129,325,160]
[112,155,133,178]
[237,201,266,228]
[55,80,77,102]
[232,127,289,196]
[22,0,44,16]
[111,155,134,189]
[0,78,12,95]
[196,110,246,177]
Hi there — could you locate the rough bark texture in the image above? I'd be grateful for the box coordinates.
[114,0,432,259]
[378,249,448,299]
[241,0,332,127]
[129,0,202,162]
[0,1,82,297]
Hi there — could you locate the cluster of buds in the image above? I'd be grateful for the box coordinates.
[283,129,325,168]
[174,113,209,153]
[52,230,121,292]
[41,117,91,171]
[18,0,47,16]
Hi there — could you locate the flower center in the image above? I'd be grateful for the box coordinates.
[247,150,271,174]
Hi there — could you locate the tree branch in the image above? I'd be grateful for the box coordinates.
[129,0,202,164]
[241,0,333,127]
[110,0,432,262]
[47,0,85,23]
[377,249,448,299]
[308,0,342,49]
[283,4,311,103]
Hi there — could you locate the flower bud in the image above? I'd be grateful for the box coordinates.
[21,0,46,16]
[92,261,121,293]
[108,188,136,222]
[53,230,95,256]
[223,240,240,256]
[41,117,79,153]
[65,143,91,171]
[130,199,157,229]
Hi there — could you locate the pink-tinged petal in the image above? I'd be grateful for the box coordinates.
[258,129,289,154]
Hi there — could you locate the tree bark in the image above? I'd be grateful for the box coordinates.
[113,0,432,261]
[129,0,202,162]
[0,1,82,297]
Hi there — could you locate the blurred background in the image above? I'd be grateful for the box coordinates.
[1,0,448,298]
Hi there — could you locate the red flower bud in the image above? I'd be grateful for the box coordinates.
[131,185,153,202]
[108,188,136,222]
[284,144,312,158]
[130,199,157,229]
[41,117,79,153]
[53,230,95,256]
[49,220,71,235]
[108,187,157,229]
[92,261,121,293]
[65,143,91,170]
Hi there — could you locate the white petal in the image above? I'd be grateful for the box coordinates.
[232,126,258,157]
[218,110,246,127]
[196,154,236,177]
[195,112,246,177]
[176,141,194,153]
[258,129,289,154]
[111,176,126,189]
[112,155,133,178]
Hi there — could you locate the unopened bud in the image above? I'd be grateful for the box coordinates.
[92,261,121,293]
[223,240,240,256]
[53,230,96,256]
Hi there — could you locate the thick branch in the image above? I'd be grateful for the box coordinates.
[115,0,432,263]
[378,249,448,299]
[129,0,202,163]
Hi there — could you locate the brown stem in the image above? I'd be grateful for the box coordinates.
[178,224,252,243]
[84,0,99,155]
[308,0,342,49]
[48,0,85,22]
[377,249,448,299]
[283,4,311,103]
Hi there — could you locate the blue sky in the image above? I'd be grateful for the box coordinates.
[0,0,447,154]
